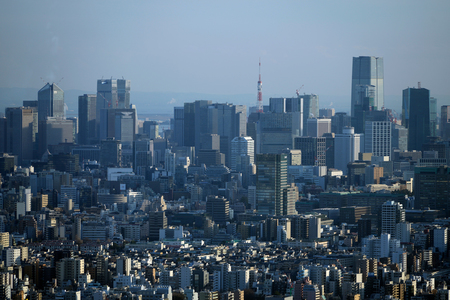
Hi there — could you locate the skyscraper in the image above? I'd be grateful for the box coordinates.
[255,153,288,216]
[5,107,34,166]
[38,83,64,121]
[334,127,362,175]
[96,79,130,140]
[402,87,430,151]
[351,56,384,116]
[230,136,254,171]
[78,94,97,145]
[301,94,319,131]
[173,106,184,146]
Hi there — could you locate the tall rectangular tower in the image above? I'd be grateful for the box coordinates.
[351,56,384,116]
[255,153,288,216]
[78,94,97,145]
[402,87,430,151]
[5,107,34,166]
[38,83,64,121]
[96,79,131,140]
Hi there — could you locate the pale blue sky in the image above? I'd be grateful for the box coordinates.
[1,1,449,112]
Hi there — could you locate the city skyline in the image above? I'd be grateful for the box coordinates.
[1,1,449,115]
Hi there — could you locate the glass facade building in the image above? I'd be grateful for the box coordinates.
[351,56,384,116]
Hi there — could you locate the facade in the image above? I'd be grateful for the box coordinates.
[78,94,97,145]
[364,121,392,159]
[331,112,352,134]
[258,112,300,154]
[143,121,159,140]
[351,56,384,116]
[38,83,64,121]
[96,79,131,140]
[5,107,34,166]
[440,105,450,140]
[133,139,154,176]
[402,87,430,151]
[230,136,254,171]
[301,94,319,131]
[173,106,184,146]
[255,154,288,216]
[38,118,74,157]
[306,118,331,138]
[294,137,327,166]
[430,97,438,137]
[381,201,405,236]
[334,127,362,175]
[392,124,408,152]
[414,166,450,216]
[206,196,230,225]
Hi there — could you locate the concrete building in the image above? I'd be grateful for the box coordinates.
[365,121,392,159]
[381,201,405,236]
[334,127,362,175]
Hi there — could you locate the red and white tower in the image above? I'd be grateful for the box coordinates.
[257,58,263,112]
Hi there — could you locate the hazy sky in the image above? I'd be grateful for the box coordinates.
[1,1,449,108]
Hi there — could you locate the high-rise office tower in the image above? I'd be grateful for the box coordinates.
[5,107,34,166]
[301,94,319,131]
[392,124,408,152]
[294,136,327,166]
[206,196,230,225]
[143,121,159,140]
[133,138,154,176]
[183,100,211,149]
[351,56,384,116]
[78,94,97,145]
[38,118,74,157]
[402,87,430,151]
[38,83,64,121]
[430,97,437,137]
[173,107,184,146]
[365,121,392,159]
[331,112,352,134]
[306,118,331,137]
[381,201,405,236]
[255,153,288,216]
[440,106,450,140]
[99,108,136,146]
[414,165,450,216]
[96,79,130,139]
[230,136,254,171]
[334,127,362,175]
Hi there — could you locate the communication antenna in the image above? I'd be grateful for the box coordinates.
[257,58,263,112]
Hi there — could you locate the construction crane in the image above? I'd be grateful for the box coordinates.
[296,85,304,96]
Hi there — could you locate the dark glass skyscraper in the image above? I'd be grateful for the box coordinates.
[78,94,97,145]
[38,83,64,121]
[256,153,288,216]
[402,87,430,151]
[351,56,384,116]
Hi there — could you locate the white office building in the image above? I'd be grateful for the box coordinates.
[334,127,362,175]
[231,136,254,171]
[365,121,392,159]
